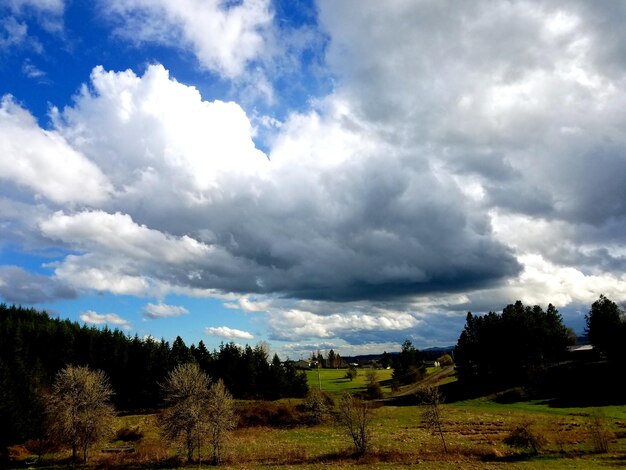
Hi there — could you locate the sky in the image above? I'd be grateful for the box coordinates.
[1,0,625,359]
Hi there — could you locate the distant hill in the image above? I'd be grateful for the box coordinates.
[422,346,455,355]
[342,346,454,364]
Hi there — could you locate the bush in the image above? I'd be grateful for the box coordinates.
[366,383,383,399]
[237,401,304,428]
[115,426,144,442]
[418,386,447,453]
[494,388,525,404]
[407,366,423,384]
[336,394,373,456]
[588,409,614,453]
[504,421,546,455]
[302,390,333,424]
[437,354,454,366]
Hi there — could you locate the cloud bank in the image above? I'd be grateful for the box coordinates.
[2,1,626,348]
[14,63,519,307]
[0,265,76,304]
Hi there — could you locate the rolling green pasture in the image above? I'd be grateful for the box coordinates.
[455,396,626,421]
[305,367,394,394]
[303,366,447,395]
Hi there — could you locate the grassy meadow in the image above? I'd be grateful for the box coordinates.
[303,366,446,395]
[304,367,395,394]
[11,368,626,469]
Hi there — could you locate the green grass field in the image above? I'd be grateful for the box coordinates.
[304,367,394,394]
[304,366,448,396]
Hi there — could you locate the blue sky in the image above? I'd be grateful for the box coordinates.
[1,0,625,358]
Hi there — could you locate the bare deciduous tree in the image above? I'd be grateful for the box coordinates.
[206,379,236,465]
[160,363,211,463]
[418,386,447,453]
[46,365,115,463]
[336,393,372,455]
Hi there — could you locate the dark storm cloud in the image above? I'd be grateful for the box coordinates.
[570,1,626,78]
[318,0,626,246]
[168,153,522,301]
[556,148,626,225]
[42,93,521,304]
[486,183,555,216]
[0,265,78,304]
[340,328,420,346]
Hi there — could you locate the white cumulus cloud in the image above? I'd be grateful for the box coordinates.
[40,210,211,264]
[80,310,131,330]
[104,0,272,78]
[52,65,268,194]
[142,302,189,319]
[206,326,253,340]
[0,96,112,205]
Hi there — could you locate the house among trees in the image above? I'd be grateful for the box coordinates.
[566,344,596,361]
[423,360,441,368]
[289,360,312,370]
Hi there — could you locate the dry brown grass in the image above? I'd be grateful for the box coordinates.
[226,426,310,466]
[16,398,626,469]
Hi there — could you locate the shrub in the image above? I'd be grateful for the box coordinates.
[418,386,447,453]
[366,383,383,399]
[115,426,144,442]
[504,420,546,455]
[237,401,304,428]
[302,390,333,424]
[336,394,373,455]
[588,409,614,453]
[407,366,423,384]
[437,354,454,366]
[494,387,525,404]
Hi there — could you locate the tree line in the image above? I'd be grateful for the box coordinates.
[585,294,626,366]
[453,296,626,390]
[0,304,307,455]
[453,300,576,387]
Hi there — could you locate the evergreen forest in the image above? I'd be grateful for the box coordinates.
[0,304,307,453]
